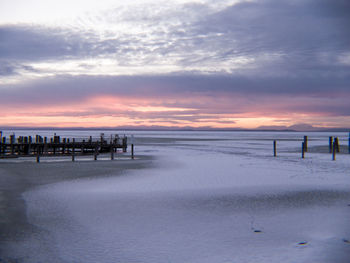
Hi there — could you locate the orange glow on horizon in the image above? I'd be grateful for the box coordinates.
[0,94,348,129]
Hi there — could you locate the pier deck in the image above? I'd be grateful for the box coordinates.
[0,133,128,160]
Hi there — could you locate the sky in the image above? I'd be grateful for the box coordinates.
[0,0,349,130]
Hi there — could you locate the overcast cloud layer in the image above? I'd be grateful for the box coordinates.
[0,0,349,129]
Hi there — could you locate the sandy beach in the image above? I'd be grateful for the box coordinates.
[0,155,154,262]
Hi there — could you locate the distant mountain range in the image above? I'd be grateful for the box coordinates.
[1,125,349,132]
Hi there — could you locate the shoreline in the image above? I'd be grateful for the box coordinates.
[0,155,155,262]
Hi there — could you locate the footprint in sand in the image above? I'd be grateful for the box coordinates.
[297,242,308,246]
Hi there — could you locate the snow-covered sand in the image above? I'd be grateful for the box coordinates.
[2,131,350,262]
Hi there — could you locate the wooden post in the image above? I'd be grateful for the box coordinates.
[62,138,66,154]
[81,140,85,154]
[273,140,277,157]
[131,144,134,159]
[123,137,127,152]
[94,145,98,161]
[348,132,350,154]
[110,144,114,160]
[100,133,104,150]
[44,137,48,154]
[335,137,340,153]
[329,136,333,153]
[303,136,308,152]
[302,142,305,159]
[36,146,40,163]
[1,137,5,155]
[10,134,15,155]
[23,137,27,154]
[72,138,75,162]
[332,138,336,161]
[0,131,2,155]
[28,136,32,155]
[40,139,43,154]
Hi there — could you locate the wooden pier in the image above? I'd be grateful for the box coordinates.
[0,133,129,161]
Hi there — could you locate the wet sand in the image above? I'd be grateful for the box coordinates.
[0,155,154,262]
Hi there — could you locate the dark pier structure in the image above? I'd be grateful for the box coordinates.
[0,132,130,162]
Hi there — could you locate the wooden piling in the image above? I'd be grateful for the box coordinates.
[123,137,127,152]
[72,138,75,162]
[131,144,134,159]
[348,132,350,154]
[28,137,32,155]
[10,134,15,155]
[81,140,85,154]
[273,140,277,157]
[334,137,340,153]
[303,136,308,152]
[94,145,98,161]
[302,142,305,159]
[110,144,114,160]
[1,137,5,155]
[36,146,40,163]
[44,137,48,154]
[332,138,336,161]
[100,133,104,145]
[62,138,66,154]
[329,136,333,153]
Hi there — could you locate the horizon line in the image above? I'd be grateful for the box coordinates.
[1,126,349,133]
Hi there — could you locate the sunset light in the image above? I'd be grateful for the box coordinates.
[2,2,350,262]
[0,0,349,130]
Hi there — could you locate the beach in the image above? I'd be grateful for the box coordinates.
[1,131,350,262]
[0,155,154,262]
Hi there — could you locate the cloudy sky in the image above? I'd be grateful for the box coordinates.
[0,0,349,129]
